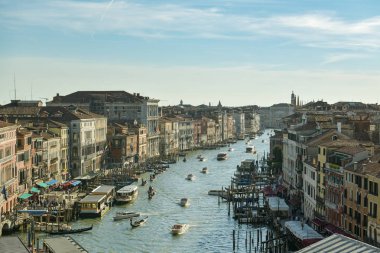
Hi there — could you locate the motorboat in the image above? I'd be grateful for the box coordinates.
[186,174,196,181]
[199,157,207,162]
[246,146,256,154]
[217,152,228,161]
[130,216,148,228]
[201,167,208,174]
[113,212,140,221]
[115,185,138,204]
[228,147,234,152]
[197,154,203,159]
[179,198,190,207]
[171,224,189,235]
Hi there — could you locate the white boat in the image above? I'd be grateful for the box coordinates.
[113,212,140,221]
[186,174,196,181]
[246,146,256,154]
[228,147,234,152]
[199,157,207,162]
[217,152,228,161]
[201,167,208,174]
[179,198,190,207]
[197,154,203,159]
[115,185,138,204]
[171,224,189,235]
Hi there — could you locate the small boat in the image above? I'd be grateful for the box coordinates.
[183,157,187,162]
[148,186,155,199]
[47,225,93,235]
[217,152,228,161]
[197,154,203,159]
[171,224,189,235]
[141,179,147,186]
[113,212,140,221]
[130,216,148,228]
[228,147,234,152]
[186,174,196,181]
[246,146,256,153]
[201,167,208,174]
[179,198,190,207]
[199,157,207,162]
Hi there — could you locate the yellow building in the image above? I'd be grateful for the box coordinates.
[365,163,380,245]
[343,162,369,241]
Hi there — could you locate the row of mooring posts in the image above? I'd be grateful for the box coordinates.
[232,228,288,253]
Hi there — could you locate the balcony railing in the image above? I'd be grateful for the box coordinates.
[316,195,324,204]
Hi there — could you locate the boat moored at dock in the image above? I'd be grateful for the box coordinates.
[115,185,138,204]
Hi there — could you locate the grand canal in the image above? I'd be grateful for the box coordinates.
[70,130,271,253]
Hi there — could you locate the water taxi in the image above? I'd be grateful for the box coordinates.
[171,224,189,235]
[115,185,138,204]
[246,146,256,153]
[199,157,207,162]
[217,152,228,161]
[201,167,208,174]
[179,198,190,207]
[228,147,234,152]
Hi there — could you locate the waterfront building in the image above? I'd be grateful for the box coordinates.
[15,128,32,193]
[244,111,260,135]
[365,162,380,246]
[158,118,179,157]
[48,91,160,159]
[192,119,202,148]
[0,121,18,222]
[200,117,216,146]
[343,161,370,241]
[324,146,368,229]
[233,111,245,139]
[177,116,194,151]
[107,123,139,166]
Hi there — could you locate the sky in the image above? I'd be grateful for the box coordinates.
[1,0,380,107]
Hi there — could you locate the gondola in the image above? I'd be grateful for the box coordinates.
[47,225,93,235]
[130,217,148,228]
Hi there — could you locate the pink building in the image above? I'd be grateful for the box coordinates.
[0,121,18,216]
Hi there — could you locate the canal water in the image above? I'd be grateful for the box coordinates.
[70,130,272,253]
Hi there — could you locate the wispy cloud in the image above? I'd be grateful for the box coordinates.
[1,1,380,51]
[322,53,370,64]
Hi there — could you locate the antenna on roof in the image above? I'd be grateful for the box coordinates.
[14,73,16,100]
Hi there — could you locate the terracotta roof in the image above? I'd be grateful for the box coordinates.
[0,120,16,128]
[363,162,380,178]
[50,91,146,104]
[335,146,367,156]
[306,129,350,146]
[0,106,41,115]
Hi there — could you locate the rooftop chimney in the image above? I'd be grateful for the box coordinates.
[337,122,342,133]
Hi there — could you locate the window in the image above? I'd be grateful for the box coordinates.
[364,178,368,190]
[374,203,378,218]
[364,196,368,207]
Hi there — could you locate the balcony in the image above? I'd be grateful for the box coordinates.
[316,195,324,204]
